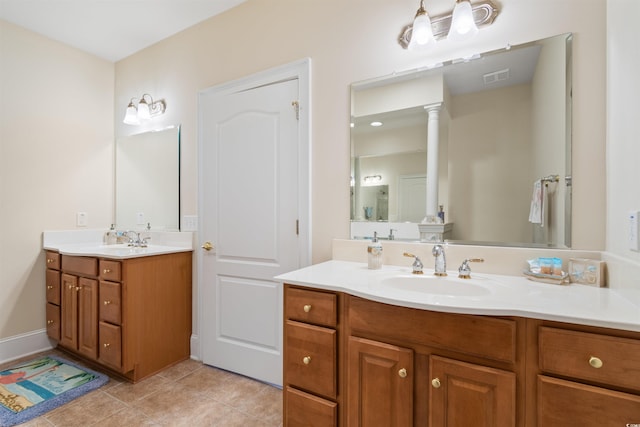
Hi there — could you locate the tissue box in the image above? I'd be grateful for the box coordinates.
[568,258,606,287]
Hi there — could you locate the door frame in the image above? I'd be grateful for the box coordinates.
[192,58,312,360]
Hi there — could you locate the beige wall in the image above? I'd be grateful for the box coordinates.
[0,0,610,342]
[0,21,114,338]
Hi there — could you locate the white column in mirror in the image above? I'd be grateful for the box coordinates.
[425,103,442,222]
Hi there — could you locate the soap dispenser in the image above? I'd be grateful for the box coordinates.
[367,232,383,270]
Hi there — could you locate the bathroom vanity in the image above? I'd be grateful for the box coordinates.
[280,261,640,426]
[44,236,192,383]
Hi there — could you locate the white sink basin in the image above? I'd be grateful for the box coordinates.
[380,274,492,297]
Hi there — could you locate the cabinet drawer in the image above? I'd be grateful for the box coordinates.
[286,287,337,328]
[349,296,517,363]
[285,386,337,427]
[45,251,60,270]
[46,303,60,341]
[286,320,337,399]
[62,255,98,277]
[539,326,640,392]
[46,269,61,305]
[100,281,122,325]
[538,375,640,426]
[100,260,121,282]
[99,321,122,370]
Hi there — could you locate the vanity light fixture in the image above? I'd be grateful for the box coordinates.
[123,94,167,125]
[399,0,499,49]
[408,0,434,50]
[370,121,383,127]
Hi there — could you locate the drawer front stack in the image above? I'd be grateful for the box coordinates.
[99,259,123,370]
[537,326,640,425]
[45,251,61,340]
[284,285,339,427]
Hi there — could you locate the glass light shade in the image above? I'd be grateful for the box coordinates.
[123,104,139,125]
[137,98,151,121]
[448,0,479,41]
[409,12,433,49]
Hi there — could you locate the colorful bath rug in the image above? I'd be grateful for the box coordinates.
[0,355,109,426]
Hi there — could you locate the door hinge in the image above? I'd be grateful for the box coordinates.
[291,101,300,120]
[296,219,299,235]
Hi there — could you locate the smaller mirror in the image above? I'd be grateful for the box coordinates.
[115,126,180,230]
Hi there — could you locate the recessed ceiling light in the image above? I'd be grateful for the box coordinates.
[370,121,383,127]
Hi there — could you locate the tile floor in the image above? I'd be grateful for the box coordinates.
[4,350,283,427]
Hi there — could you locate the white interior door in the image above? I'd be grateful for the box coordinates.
[198,64,308,386]
[398,175,426,222]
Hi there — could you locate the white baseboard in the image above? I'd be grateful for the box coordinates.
[0,329,54,365]
[190,333,200,361]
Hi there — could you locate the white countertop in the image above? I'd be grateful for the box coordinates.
[44,242,192,259]
[276,260,640,333]
[43,229,193,259]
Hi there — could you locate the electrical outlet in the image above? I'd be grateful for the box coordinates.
[76,212,88,227]
[136,212,145,225]
[182,215,198,231]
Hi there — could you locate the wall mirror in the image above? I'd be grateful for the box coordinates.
[351,33,572,248]
[115,125,180,230]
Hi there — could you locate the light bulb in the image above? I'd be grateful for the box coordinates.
[448,0,479,42]
[137,97,151,121]
[123,102,139,125]
[410,12,434,48]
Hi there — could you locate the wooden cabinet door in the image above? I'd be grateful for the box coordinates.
[347,336,413,427]
[60,274,78,349]
[46,303,60,340]
[429,355,515,427]
[99,321,122,370]
[78,277,98,360]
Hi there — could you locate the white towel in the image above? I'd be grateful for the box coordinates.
[528,180,544,226]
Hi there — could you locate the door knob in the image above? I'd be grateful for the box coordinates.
[201,242,214,251]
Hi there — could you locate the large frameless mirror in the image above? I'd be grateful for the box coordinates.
[351,33,572,248]
[115,125,180,230]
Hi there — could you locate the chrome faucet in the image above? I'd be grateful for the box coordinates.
[432,244,447,276]
[458,258,484,279]
[125,230,150,248]
[403,252,423,274]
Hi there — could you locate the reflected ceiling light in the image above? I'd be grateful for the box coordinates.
[370,121,383,127]
[364,175,382,184]
[398,1,499,49]
[448,0,479,41]
[123,94,166,125]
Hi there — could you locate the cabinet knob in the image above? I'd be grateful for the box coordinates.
[303,304,312,313]
[68,284,74,290]
[589,356,603,369]
[75,286,82,291]
[103,269,111,274]
[47,259,54,264]
[103,343,110,349]
[47,320,54,325]
[103,300,112,305]
[398,368,407,378]
[431,378,441,388]
[303,356,312,365]
[47,285,53,290]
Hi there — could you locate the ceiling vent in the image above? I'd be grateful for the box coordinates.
[483,68,510,85]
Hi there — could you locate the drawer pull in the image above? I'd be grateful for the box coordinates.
[46,285,53,290]
[103,268,111,274]
[398,368,407,378]
[47,320,54,325]
[431,378,441,388]
[103,300,112,305]
[103,343,110,349]
[303,356,312,365]
[303,304,312,313]
[589,356,603,369]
